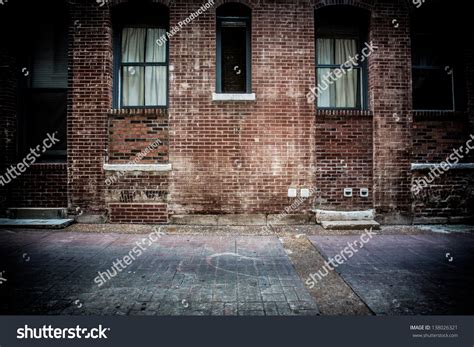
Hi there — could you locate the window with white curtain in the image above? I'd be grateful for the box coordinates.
[119,27,168,108]
[316,38,361,108]
[315,6,369,110]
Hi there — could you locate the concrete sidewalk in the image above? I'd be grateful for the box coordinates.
[0,230,318,315]
[0,225,472,315]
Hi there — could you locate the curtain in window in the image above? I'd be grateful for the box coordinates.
[145,29,166,106]
[317,38,358,108]
[121,28,166,107]
[335,39,357,107]
[317,39,333,107]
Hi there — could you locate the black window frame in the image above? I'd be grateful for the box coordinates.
[411,31,456,112]
[113,11,169,109]
[17,2,68,163]
[315,36,368,111]
[216,14,252,94]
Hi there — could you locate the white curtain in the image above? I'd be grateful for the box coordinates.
[122,28,145,63]
[335,39,358,108]
[317,38,358,108]
[317,39,333,107]
[145,29,167,106]
[145,66,167,106]
[121,28,167,107]
[146,28,166,63]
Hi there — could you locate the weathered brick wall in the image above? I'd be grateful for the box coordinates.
[68,0,112,218]
[1,0,473,224]
[104,171,169,221]
[369,0,413,223]
[0,50,17,216]
[169,0,316,215]
[413,117,474,163]
[315,112,373,209]
[109,203,168,223]
[412,171,474,224]
[9,164,68,208]
[0,1,69,213]
[108,111,169,164]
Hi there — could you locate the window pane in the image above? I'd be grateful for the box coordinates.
[145,66,167,106]
[317,39,333,65]
[317,68,334,107]
[334,69,359,107]
[23,90,67,160]
[146,28,166,63]
[317,68,360,108]
[413,68,454,110]
[122,66,144,106]
[335,39,357,65]
[122,28,146,63]
[221,21,247,93]
[32,20,68,88]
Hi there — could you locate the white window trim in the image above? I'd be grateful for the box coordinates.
[212,93,256,102]
[103,164,172,172]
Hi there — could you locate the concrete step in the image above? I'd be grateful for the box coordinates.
[313,209,375,223]
[0,218,74,229]
[7,208,68,219]
[320,220,380,230]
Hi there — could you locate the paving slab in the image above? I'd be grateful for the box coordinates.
[0,218,74,228]
[308,233,474,315]
[0,230,318,316]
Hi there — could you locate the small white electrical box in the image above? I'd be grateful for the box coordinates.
[300,188,311,198]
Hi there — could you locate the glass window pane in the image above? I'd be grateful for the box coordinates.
[335,39,357,65]
[122,66,144,106]
[146,28,167,63]
[145,66,167,106]
[317,39,333,65]
[221,22,247,93]
[413,68,454,110]
[317,68,335,107]
[122,28,146,63]
[334,68,359,108]
[317,68,360,108]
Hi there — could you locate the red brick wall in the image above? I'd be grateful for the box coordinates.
[108,111,169,164]
[68,0,112,217]
[0,2,69,213]
[105,171,169,222]
[1,0,473,224]
[0,50,17,216]
[169,0,316,214]
[109,203,168,223]
[369,0,413,223]
[315,112,373,209]
[9,164,68,208]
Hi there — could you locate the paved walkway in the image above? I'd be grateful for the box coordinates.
[0,231,318,315]
[309,233,474,315]
[0,226,473,316]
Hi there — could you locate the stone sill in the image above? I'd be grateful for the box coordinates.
[212,93,256,102]
[411,163,474,171]
[103,164,172,172]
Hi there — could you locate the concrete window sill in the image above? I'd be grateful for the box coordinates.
[212,93,256,102]
[411,163,474,171]
[103,164,172,172]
